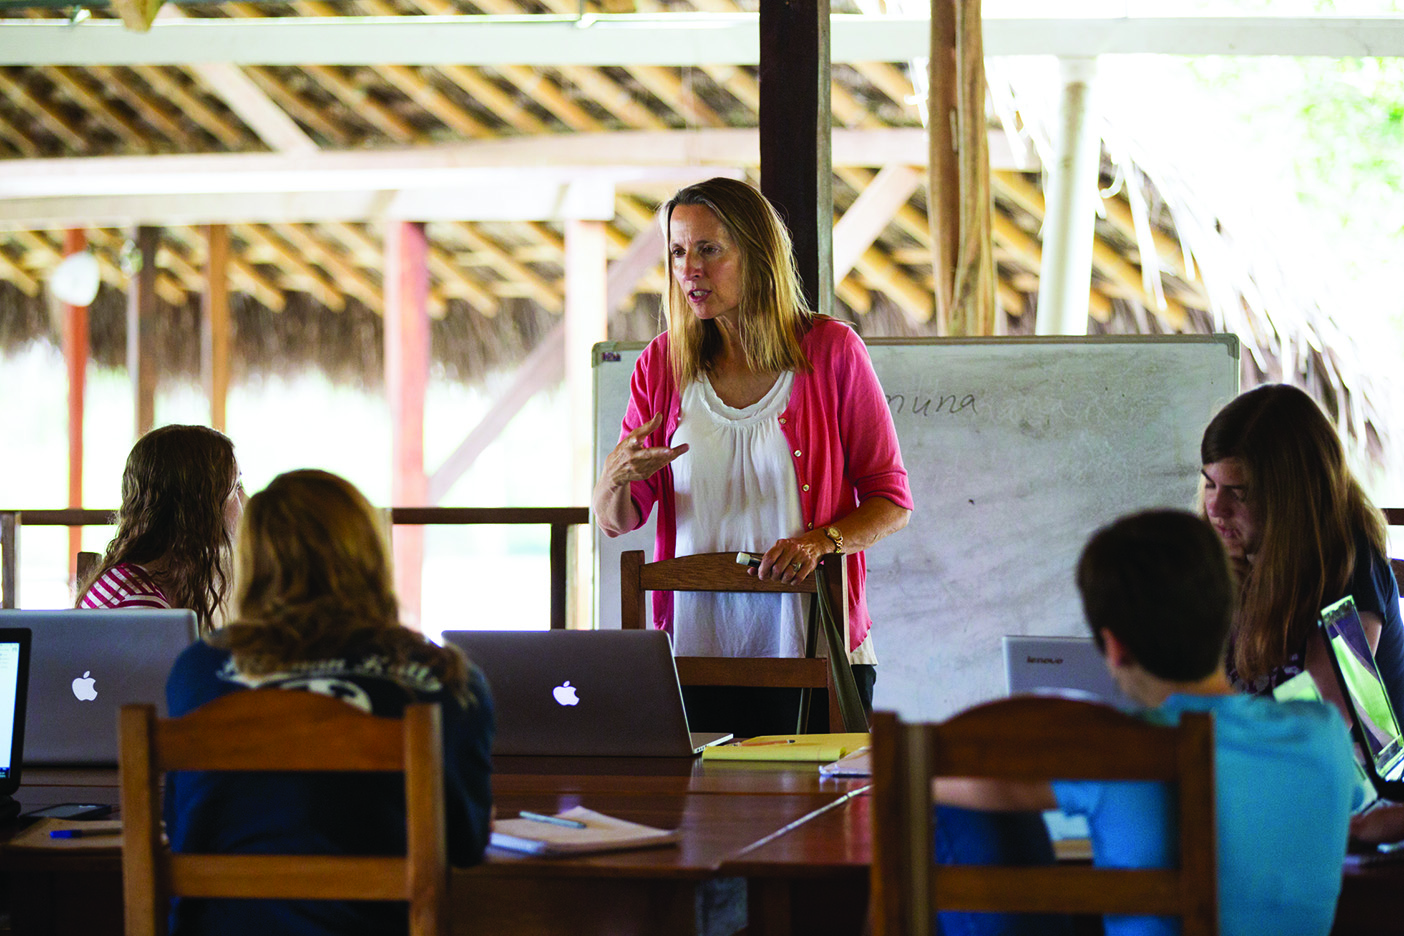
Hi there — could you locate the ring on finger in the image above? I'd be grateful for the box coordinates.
[790,560,803,571]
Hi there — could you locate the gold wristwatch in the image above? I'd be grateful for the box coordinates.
[822,526,844,554]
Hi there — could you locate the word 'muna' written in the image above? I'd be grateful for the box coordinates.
[886,392,979,417]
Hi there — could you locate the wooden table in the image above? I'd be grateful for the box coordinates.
[2,760,873,936]
[6,763,1394,936]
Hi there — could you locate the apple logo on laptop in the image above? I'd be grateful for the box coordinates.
[552,681,579,707]
[72,671,98,702]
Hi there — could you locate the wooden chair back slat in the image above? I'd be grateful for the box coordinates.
[120,690,448,936]
[870,702,1218,936]
[622,550,850,732]
[930,866,1183,914]
[152,690,405,772]
[674,657,830,688]
[165,855,409,900]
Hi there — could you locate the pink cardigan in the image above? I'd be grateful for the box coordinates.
[619,317,913,651]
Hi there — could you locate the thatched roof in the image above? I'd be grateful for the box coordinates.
[0,2,1389,461]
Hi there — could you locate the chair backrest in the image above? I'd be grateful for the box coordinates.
[620,550,851,731]
[119,689,446,936]
[620,549,848,648]
[870,698,1217,936]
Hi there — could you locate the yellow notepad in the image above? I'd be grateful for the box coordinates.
[701,732,870,762]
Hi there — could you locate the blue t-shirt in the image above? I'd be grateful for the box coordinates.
[1052,693,1356,936]
[164,638,495,936]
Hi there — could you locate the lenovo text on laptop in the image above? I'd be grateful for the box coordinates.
[9,609,197,767]
[441,629,730,757]
[1002,635,1138,711]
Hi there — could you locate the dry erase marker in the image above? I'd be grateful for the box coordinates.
[736,552,762,568]
[518,810,587,829]
[49,828,113,839]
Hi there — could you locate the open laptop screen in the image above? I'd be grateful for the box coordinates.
[0,628,31,797]
[1321,596,1404,789]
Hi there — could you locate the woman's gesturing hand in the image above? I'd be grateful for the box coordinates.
[603,413,689,486]
[593,413,689,536]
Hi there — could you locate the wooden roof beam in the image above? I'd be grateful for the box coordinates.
[0,73,89,152]
[11,15,1404,66]
[41,67,152,152]
[86,66,204,151]
[128,66,254,150]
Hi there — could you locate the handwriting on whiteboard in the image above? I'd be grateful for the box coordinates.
[886,392,979,417]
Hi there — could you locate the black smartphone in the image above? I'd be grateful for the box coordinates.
[21,803,113,820]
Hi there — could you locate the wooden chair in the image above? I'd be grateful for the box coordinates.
[620,549,860,732]
[870,698,1218,936]
[119,689,447,936]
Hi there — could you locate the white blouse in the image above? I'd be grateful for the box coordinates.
[669,371,807,658]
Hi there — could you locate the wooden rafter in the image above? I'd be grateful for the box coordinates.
[86,66,205,151]
[42,67,151,151]
[0,72,89,152]
[234,223,345,310]
[128,66,253,149]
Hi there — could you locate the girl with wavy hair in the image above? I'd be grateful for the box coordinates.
[164,469,494,936]
[1200,383,1404,719]
[78,424,243,633]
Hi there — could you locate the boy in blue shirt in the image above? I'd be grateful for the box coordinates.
[936,510,1357,936]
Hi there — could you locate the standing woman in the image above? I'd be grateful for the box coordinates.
[1200,383,1404,719]
[77,424,244,634]
[164,470,494,936]
[593,177,912,732]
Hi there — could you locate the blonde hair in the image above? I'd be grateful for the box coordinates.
[661,177,814,387]
[218,470,469,700]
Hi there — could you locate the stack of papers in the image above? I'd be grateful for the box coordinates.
[818,746,872,777]
[701,733,870,762]
[489,807,679,857]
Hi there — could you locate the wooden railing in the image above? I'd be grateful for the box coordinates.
[0,507,591,629]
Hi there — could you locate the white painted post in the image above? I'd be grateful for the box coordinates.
[564,216,609,630]
[1035,57,1101,336]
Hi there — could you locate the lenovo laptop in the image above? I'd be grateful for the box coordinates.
[441,629,731,756]
[1002,635,1138,711]
[6,609,198,766]
[0,628,30,819]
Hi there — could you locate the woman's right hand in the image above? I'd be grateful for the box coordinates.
[601,413,689,487]
[593,413,688,535]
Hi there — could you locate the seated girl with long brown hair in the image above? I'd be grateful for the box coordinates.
[1200,383,1404,719]
[78,424,244,634]
[163,469,494,936]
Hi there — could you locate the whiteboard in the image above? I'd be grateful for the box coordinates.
[593,335,1239,720]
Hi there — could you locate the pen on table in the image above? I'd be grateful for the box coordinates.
[49,828,115,839]
[741,739,798,746]
[518,810,587,829]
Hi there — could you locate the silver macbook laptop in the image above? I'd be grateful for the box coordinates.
[4,609,198,766]
[441,629,731,757]
[1002,635,1138,711]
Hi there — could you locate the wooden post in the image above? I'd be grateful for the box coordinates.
[759,0,833,320]
[929,0,995,336]
[385,221,430,629]
[202,224,231,432]
[62,228,88,584]
[0,513,17,609]
[127,226,159,438]
[565,218,608,630]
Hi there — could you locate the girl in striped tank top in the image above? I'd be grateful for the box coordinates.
[77,424,245,635]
